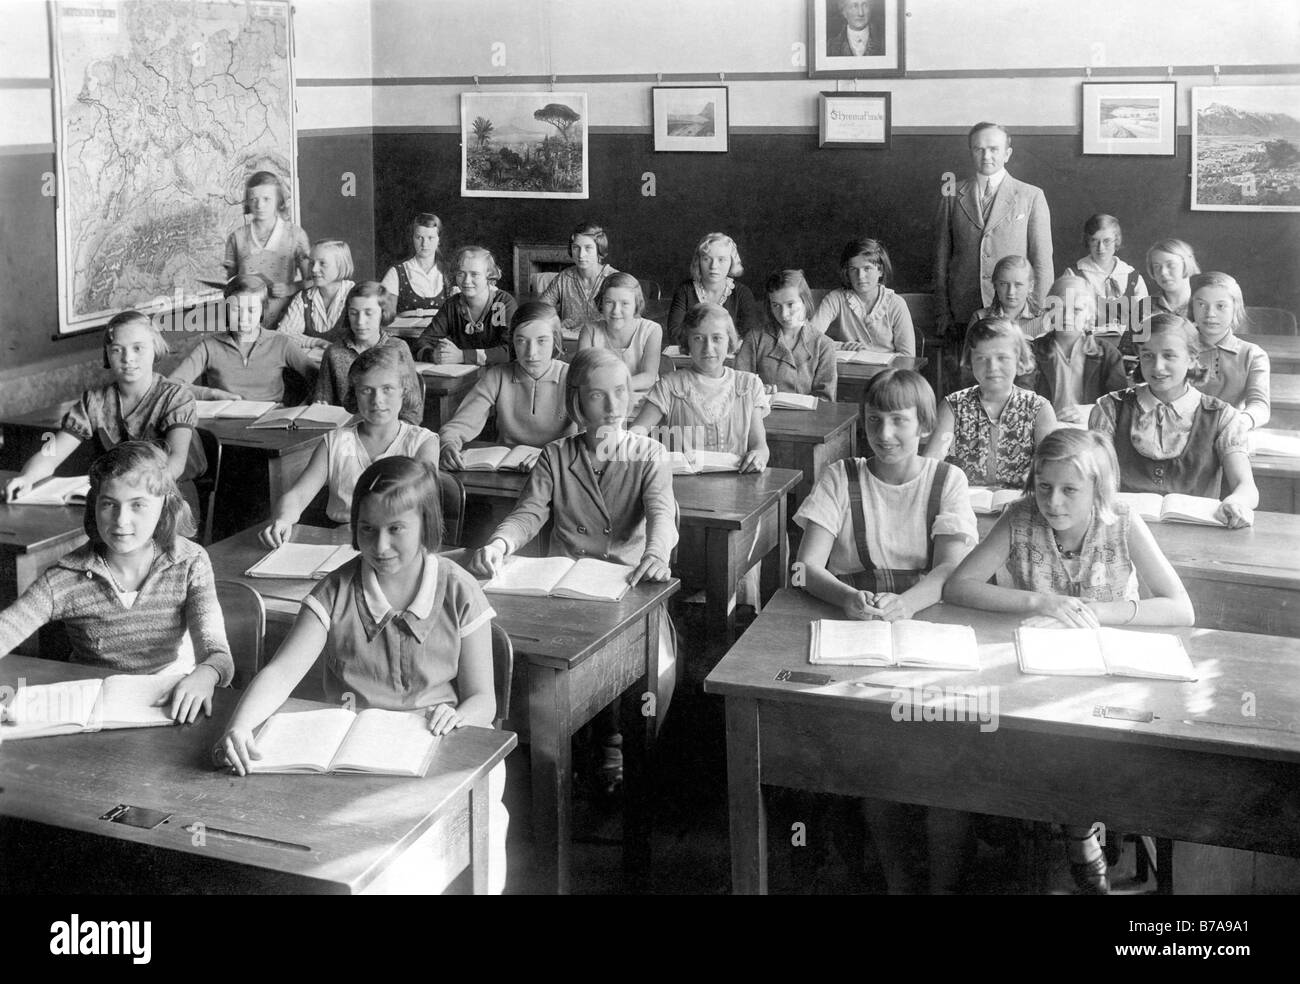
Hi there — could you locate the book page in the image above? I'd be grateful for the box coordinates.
[19,475,90,505]
[835,349,894,365]
[484,555,574,595]
[893,621,980,670]
[498,444,543,470]
[3,679,102,730]
[249,708,357,773]
[418,363,479,378]
[391,315,434,329]
[1160,494,1224,527]
[98,674,185,729]
[247,406,300,428]
[334,708,439,776]
[771,392,818,410]
[459,446,511,471]
[1099,628,1197,681]
[662,345,682,357]
[1015,626,1107,676]
[968,487,995,513]
[218,400,277,419]
[195,400,232,418]
[1250,430,1300,458]
[247,542,355,579]
[295,404,354,428]
[810,619,894,665]
[1116,492,1164,523]
[693,450,742,473]
[555,558,636,601]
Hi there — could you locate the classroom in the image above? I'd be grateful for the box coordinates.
[1,0,1299,903]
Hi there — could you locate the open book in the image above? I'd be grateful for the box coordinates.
[1116,492,1224,527]
[770,392,818,411]
[417,362,479,378]
[11,475,90,506]
[809,619,980,671]
[484,555,634,602]
[248,404,354,430]
[245,542,359,579]
[1015,626,1196,680]
[968,486,1023,515]
[667,450,742,475]
[391,314,436,329]
[456,445,541,472]
[0,674,182,740]
[248,707,440,776]
[1250,430,1300,458]
[195,399,277,420]
[835,349,895,366]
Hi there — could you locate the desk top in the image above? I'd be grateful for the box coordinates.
[205,525,680,671]
[0,654,516,894]
[418,366,483,397]
[704,588,1300,762]
[835,355,927,380]
[765,402,858,445]
[1240,333,1300,364]
[1273,374,1300,409]
[975,506,1300,591]
[0,471,86,554]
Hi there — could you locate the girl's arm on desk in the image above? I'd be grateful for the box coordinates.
[260,439,329,547]
[3,431,81,501]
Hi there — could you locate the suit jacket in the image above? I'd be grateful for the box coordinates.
[934,173,1053,329]
[829,26,883,57]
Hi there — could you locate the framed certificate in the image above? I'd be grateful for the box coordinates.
[818,91,891,149]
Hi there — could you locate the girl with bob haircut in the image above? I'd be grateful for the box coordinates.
[0,442,235,721]
[440,301,577,472]
[1188,271,1270,429]
[1089,314,1258,528]
[666,232,764,342]
[577,271,663,401]
[539,221,618,331]
[221,455,509,893]
[812,237,916,355]
[944,427,1193,894]
[223,170,311,327]
[414,245,517,366]
[967,254,1046,340]
[275,238,357,345]
[380,211,454,315]
[927,317,1055,489]
[737,269,837,401]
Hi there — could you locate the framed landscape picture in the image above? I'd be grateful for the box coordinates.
[1081,81,1176,156]
[809,0,905,79]
[818,92,891,149]
[653,86,729,153]
[1192,84,1300,212]
[461,91,589,199]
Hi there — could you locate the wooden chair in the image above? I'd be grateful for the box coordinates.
[1245,306,1298,336]
[640,279,668,322]
[195,426,222,545]
[215,579,266,690]
[899,292,945,394]
[439,470,466,548]
[810,287,829,311]
[490,622,514,731]
[528,271,559,299]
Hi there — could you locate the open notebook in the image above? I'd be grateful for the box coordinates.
[968,487,1023,515]
[1249,430,1300,458]
[245,542,359,579]
[1015,626,1196,680]
[1117,492,1224,526]
[195,399,277,420]
[248,404,354,430]
[809,619,980,671]
[11,475,90,506]
[770,392,818,411]
[667,450,741,475]
[484,555,634,602]
[835,349,895,365]
[391,313,436,329]
[248,707,440,776]
[0,675,182,740]
[417,363,479,378]
[456,445,540,471]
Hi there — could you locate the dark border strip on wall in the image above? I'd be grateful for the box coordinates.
[344,124,1187,138]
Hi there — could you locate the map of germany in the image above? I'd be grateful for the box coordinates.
[52,0,295,333]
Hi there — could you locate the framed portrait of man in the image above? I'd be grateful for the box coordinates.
[809,0,905,78]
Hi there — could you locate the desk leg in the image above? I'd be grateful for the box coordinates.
[704,528,739,644]
[724,696,767,895]
[469,776,490,895]
[529,663,574,894]
[759,495,789,608]
[620,606,662,892]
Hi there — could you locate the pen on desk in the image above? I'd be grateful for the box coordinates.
[510,634,541,643]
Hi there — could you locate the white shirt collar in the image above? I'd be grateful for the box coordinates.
[361,552,439,623]
[846,25,871,54]
[981,170,1008,196]
[1136,383,1200,418]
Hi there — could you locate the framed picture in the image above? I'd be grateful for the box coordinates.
[461,91,588,199]
[809,0,905,78]
[1192,84,1300,212]
[652,86,729,153]
[818,91,891,149]
[1081,81,1176,156]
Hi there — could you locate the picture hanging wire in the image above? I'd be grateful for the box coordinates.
[1167,66,1174,80]
[1085,66,1092,79]
[1213,65,1221,84]
[473,75,480,90]
[719,71,725,83]
[550,75,556,92]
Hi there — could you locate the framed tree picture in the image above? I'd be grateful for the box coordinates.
[809,0,905,79]
[461,91,589,199]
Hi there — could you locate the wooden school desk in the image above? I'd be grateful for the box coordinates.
[0,471,88,655]
[704,589,1300,895]
[0,654,515,894]
[205,524,680,894]
[975,509,1300,637]
[455,465,802,643]
[834,355,928,408]
[1251,446,1300,514]
[1240,334,1300,374]
[1270,375,1300,429]
[418,365,482,431]
[764,402,859,503]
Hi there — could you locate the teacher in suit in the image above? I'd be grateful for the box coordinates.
[934,122,1053,337]
[828,0,883,57]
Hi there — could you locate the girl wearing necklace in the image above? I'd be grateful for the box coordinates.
[222,171,311,328]
[945,429,1194,894]
[666,232,765,344]
[414,246,517,366]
